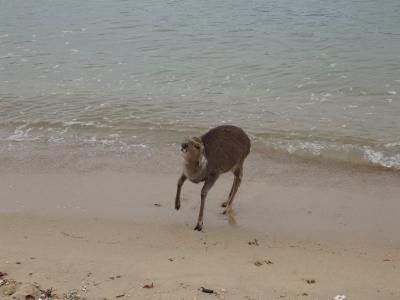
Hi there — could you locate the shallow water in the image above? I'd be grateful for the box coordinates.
[1,0,400,169]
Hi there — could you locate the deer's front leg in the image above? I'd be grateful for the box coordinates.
[194,174,218,231]
[175,174,186,210]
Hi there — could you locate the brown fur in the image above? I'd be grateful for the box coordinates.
[175,125,251,231]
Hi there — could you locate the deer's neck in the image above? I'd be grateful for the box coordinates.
[183,155,207,183]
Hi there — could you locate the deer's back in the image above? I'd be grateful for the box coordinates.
[201,125,250,174]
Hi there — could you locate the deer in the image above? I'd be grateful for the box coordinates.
[175,125,251,231]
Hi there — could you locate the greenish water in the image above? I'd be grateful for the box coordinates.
[1,0,399,169]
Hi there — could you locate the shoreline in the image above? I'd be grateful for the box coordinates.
[1,169,399,243]
[1,123,400,174]
[1,138,400,177]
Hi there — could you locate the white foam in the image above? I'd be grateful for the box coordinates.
[99,139,115,146]
[384,142,400,148]
[7,125,37,142]
[83,136,97,143]
[63,121,94,127]
[363,147,400,169]
[130,143,148,148]
[48,136,65,143]
[269,138,400,170]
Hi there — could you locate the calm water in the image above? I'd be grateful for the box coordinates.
[1,0,400,169]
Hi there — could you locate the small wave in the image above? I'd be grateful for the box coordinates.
[384,142,400,149]
[1,121,399,171]
[262,137,400,170]
[363,147,400,169]
[6,125,38,142]
[79,135,149,151]
[0,120,113,131]
[63,120,95,127]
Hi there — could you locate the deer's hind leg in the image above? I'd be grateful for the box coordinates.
[223,163,243,215]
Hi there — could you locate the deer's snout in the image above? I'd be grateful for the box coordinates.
[181,143,188,151]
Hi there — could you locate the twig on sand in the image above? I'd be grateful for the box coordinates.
[61,232,84,239]
[200,287,214,294]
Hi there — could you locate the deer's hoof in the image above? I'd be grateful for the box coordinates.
[194,224,203,231]
[223,207,231,215]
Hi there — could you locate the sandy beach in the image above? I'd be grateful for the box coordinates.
[1,163,399,300]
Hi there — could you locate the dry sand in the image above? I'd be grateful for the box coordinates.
[1,167,400,299]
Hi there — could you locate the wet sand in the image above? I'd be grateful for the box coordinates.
[1,168,399,242]
[0,166,399,299]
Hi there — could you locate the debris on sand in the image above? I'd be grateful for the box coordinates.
[0,282,42,299]
[0,272,8,288]
[334,295,346,300]
[200,287,214,294]
[65,289,81,300]
[0,276,91,300]
[153,203,161,207]
[305,279,316,284]
[248,239,259,246]
[142,282,154,289]
[254,261,263,267]
[38,287,57,300]
[253,260,273,267]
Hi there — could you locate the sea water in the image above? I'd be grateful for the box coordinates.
[1,0,399,169]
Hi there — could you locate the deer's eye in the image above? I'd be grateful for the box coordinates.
[194,144,200,150]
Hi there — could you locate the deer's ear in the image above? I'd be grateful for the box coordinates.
[191,137,202,144]
[190,137,205,153]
